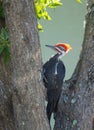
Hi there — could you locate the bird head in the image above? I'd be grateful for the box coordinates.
[46,43,72,58]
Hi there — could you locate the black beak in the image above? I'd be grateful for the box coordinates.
[45,45,55,50]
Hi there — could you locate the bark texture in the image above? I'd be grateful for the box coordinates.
[0,4,14,130]
[2,0,50,130]
[54,1,94,130]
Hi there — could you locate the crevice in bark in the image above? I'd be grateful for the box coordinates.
[92,118,94,130]
[0,17,5,28]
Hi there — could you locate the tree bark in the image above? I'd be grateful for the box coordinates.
[0,3,14,130]
[2,0,50,130]
[54,1,94,130]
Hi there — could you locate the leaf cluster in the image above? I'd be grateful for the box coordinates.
[0,1,10,64]
[35,0,62,31]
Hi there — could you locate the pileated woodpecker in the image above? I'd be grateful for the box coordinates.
[43,43,72,122]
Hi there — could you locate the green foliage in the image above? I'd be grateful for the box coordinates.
[38,22,43,32]
[0,28,10,64]
[35,0,82,30]
[76,0,82,3]
[35,0,62,31]
[35,0,62,20]
[0,1,4,17]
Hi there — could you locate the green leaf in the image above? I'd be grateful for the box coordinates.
[0,27,10,63]
[0,45,4,55]
[48,1,62,8]
[43,11,51,20]
[38,22,43,32]
[35,0,63,31]
[76,0,82,3]
[0,28,9,41]
[3,47,10,64]
[0,1,4,17]
[35,4,43,19]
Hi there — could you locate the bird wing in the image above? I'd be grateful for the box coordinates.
[43,60,66,89]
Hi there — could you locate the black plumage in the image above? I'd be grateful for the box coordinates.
[43,53,66,122]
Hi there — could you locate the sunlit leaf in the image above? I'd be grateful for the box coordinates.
[38,22,43,32]
[35,0,63,31]
[76,0,82,3]
[43,11,51,20]
[48,1,62,8]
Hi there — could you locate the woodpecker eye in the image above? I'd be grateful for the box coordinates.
[58,46,66,52]
[55,46,66,53]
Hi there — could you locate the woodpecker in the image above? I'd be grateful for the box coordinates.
[43,43,72,122]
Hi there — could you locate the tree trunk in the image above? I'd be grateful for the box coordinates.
[2,0,50,130]
[54,1,94,130]
[0,6,14,130]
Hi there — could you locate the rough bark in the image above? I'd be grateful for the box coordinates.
[2,0,50,130]
[54,1,94,130]
[0,4,14,130]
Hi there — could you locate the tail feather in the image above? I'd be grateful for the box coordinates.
[47,101,54,122]
[47,89,61,122]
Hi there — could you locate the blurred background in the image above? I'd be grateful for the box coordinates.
[39,0,86,80]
